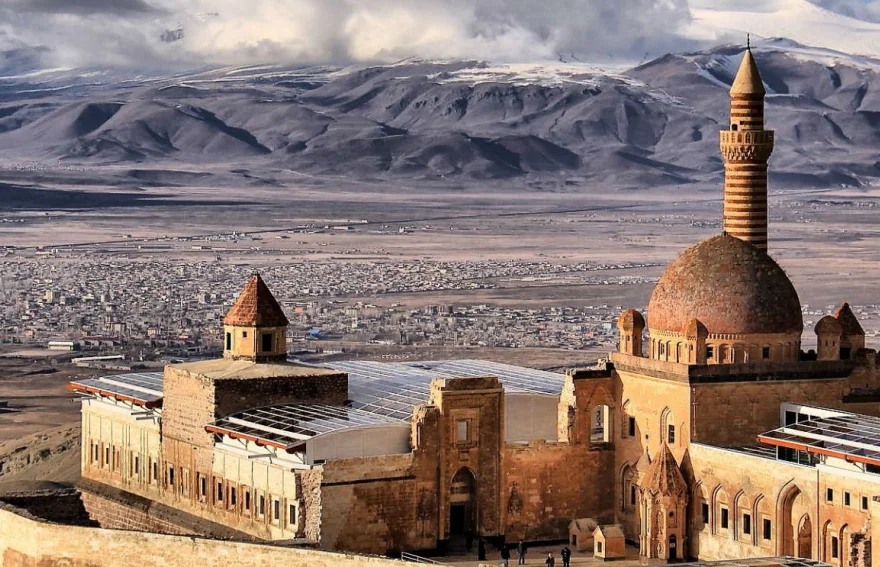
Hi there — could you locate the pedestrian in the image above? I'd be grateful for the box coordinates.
[500,545,511,567]
[517,539,527,565]
[561,546,571,567]
[478,538,487,561]
[465,530,474,553]
[545,552,555,567]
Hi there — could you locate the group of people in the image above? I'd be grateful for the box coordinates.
[465,536,571,567]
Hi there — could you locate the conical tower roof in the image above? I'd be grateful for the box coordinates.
[643,444,687,496]
[224,273,289,327]
[835,302,865,336]
[730,48,766,96]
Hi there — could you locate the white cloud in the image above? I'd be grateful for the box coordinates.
[0,0,695,69]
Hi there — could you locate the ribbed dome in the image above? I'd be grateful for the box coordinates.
[647,235,803,335]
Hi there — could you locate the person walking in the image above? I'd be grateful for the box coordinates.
[560,546,571,567]
[500,545,511,567]
[545,552,555,567]
[517,539,527,565]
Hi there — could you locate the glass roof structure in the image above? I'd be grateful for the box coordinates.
[758,412,880,467]
[666,558,829,567]
[323,359,566,422]
[206,404,404,449]
[69,372,164,408]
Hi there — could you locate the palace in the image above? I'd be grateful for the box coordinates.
[68,47,880,566]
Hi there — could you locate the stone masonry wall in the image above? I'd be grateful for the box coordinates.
[503,441,614,541]
[81,489,198,536]
[0,502,422,567]
[317,453,435,554]
[212,373,348,418]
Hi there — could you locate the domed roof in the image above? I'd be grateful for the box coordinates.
[815,315,842,336]
[617,309,645,331]
[647,235,803,335]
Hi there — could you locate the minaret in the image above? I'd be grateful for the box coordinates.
[720,40,774,252]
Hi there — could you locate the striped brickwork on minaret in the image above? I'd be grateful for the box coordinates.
[720,47,774,252]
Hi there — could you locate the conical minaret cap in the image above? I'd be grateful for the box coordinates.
[730,48,766,96]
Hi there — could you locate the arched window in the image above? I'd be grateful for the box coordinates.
[661,407,676,445]
[713,486,730,534]
[621,400,635,439]
[734,491,750,541]
[621,464,636,512]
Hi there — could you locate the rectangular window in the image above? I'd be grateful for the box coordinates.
[92,443,99,464]
[701,503,709,525]
[104,446,110,467]
[230,486,237,508]
[288,503,297,528]
[844,492,851,506]
[456,420,469,442]
[743,513,751,535]
[273,499,281,523]
[629,485,636,507]
[706,346,714,359]
[134,455,140,478]
[151,460,158,484]
[826,488,834,502]
[720,507,729,529]
[831,536,839,559]
[763,519,772,541]
[244,490,252,514]
[667,424,676,444]
[259,494,266,518]
[242,331,248,338]
[216,481,224,504]
[198,474,207,501]
[862,496,869,511]
[225,332,231,350]
[762,346,770,359]
[168,466,175,487]
[262,333,273,352]
[628,417,636,437]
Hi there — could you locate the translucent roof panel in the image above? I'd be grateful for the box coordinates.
[69,372,164,407]
[402,360,566,395]
[207,404,403,449]
[758,412,880,467]
[321,359,567,423]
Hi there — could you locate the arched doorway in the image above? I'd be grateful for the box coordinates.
[797,515,812,558]
[449,468,477,537]
[669,535,678,560]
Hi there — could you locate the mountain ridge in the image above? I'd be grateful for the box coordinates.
[0,40,877,189]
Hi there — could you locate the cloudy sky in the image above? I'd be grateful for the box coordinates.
[0,0,877,69]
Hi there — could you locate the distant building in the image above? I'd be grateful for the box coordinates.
[48,340,78,351]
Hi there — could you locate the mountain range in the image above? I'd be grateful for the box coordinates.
[0,10,879,191]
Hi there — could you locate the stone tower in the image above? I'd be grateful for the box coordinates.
[223,273,289,362]
[638,444,689,561]
[720,44,774,252]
